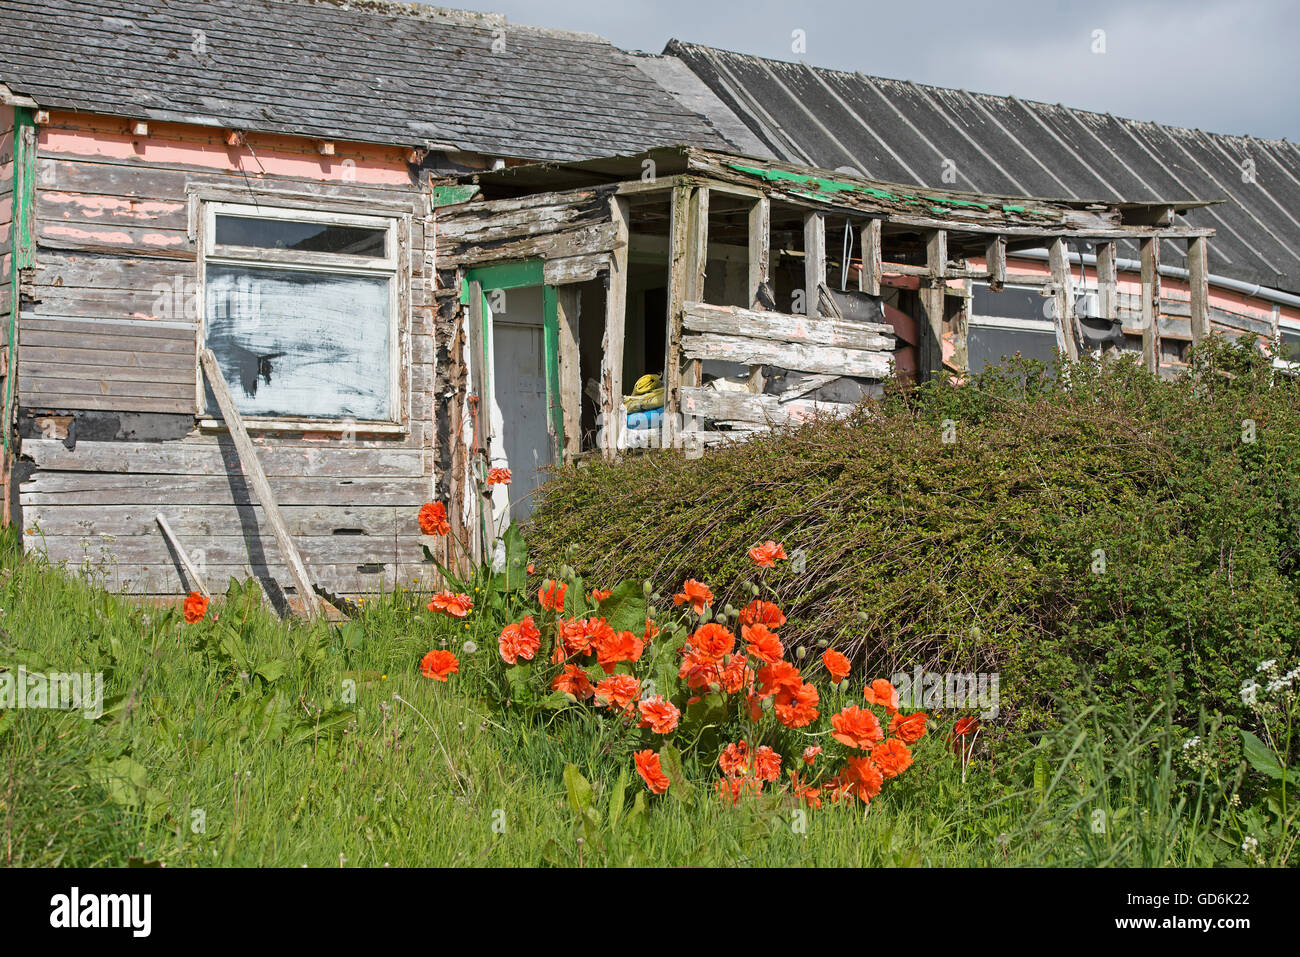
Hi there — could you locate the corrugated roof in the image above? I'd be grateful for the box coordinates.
[0,0,731,161]
[666,40,1300,295]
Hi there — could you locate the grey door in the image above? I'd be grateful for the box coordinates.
[490,287,553,522]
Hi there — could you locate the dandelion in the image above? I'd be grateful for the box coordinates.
[462,640,477,654]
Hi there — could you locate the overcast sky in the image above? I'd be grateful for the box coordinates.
[421,0,1299,141]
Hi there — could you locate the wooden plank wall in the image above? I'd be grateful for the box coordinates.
[17,113,445,597]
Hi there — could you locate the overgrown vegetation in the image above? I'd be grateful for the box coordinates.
[530,340,1300,740]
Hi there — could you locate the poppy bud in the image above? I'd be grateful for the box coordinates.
[643,581,653,596]
[750,583,760,596]
[560,564,574,579]
[816,639,829,648]
[795,646,807,659]
[760,695,774,711]
[563,692,577,703]
[724,604,737,618]
[708,681,721,693]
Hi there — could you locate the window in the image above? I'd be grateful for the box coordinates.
[201,202,402,424]
[967,281,1059,373]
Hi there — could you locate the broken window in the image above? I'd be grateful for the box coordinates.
[201,202,400,423]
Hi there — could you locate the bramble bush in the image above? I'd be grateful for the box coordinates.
[524,339,1300,740]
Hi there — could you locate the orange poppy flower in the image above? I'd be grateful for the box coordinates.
[756,660,803,697]
[841,756,884,804]
[642,619,659,642]
[594,674,641,713]
[789,770,823,809]
[802,745,822,765]
[687,622,736,662]
[821,649,851,682]
[863,678,900,714]
[637,695,681,734]
[889,711,929,744]
[754,745,782,782]
[594,629,644,674]
[738,599,786,629]
[497,615,541,664]
[679,648,719,692]
[718,740,751,777]
[950,716,980,756]
[742,623,784,664]
[718,654,754,694]
[871,738,913,778]
[831,705,885,749]
[748,540,788,568]
[486,467,512,486]
[183,591,209,624]
[418,502,451,536]
[553,617,593,662]
[589,587,611,603]
[774,680,819,728]
[634,750,670,795]
[419,649,459,682]
[429,591,473,618]
[551,663,594,700]
[953,716,980,736]
[538,580,567,612]
[672,579,714,615]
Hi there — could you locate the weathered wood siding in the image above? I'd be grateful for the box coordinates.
[17,112,449,596]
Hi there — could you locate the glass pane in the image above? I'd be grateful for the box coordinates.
[205,264,391,420]
[215,215,387,256]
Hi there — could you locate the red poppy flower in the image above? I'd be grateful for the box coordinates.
[687,622,735,662]
[593,628,644,674]
[802,745,822,765]
[863,678,900,714]
[429,591,473,618]
[590,587,611,603]
[748,540,788,568]
[821,649,851,683]
[718,654,754,694]
[637,695,681,734]
[486,467,512,486]
[538,580,567,612]
[418,502,451,536]
[634,750,670,795]
[419,649,459,682]
[739,600,786,629]
[889,711,929,744]
[774,681,819,728]
[789,770,822,808]
[551,663,594,700]
[754,745,782,782]
[497,615,541,664]
[718,741,751,777]
[831,705,885,749]
[953,716,980,736]
[871,738,913,778]
[183,591,210,624]
[742,623,784,664]
[756,660,802,698]
[672,579,714,615]
[594,674,641,713]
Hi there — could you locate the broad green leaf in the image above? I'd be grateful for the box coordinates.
[609,767,629,830]
[597,580,649,635]
[657,743,697,804]
[563,763,594,815]
[1241,730,1288,782]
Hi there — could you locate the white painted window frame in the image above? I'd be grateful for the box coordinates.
[196,199,408,433]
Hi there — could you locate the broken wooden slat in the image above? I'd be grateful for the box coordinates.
[680,332,893,379]
[680,386,856,428]
[803,211,825,317]
[1048,238,1080,361]
[859,218,882,297]
[1096,241,1118,322]
[681,301,893,350]
[921,230,947,380]
[748,195,770,310]
[1140,237,1161,373]
[1187,235,1210,345]
[985,235,1006,292]
[556,285,582,461]
[155,513,210,596]
[199,349,324,618]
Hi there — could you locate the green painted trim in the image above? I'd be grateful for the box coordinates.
[542,284,564,457]
[465,260,544,291]
[429,184,479,207]
[4,106,35,456]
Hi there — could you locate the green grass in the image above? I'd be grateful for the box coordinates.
[0,530,1276,868]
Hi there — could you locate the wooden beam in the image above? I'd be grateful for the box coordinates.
[1096,241,1117,322]
[199,350,324,618]
[803,211,825,317]
[156,513,210,597]
[600,196,630,459]
[860,218,882,297]
[921,229,947,381]
[1187,235,1210,345]
[748,195,770,310]
[663,185,694,450]
[556,285,582,462]
[1048,238,1080,361]
[467,279,490,559]
[1140,237,1162,373]
[985,235,1006,292]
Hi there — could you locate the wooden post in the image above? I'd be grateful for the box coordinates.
[156,513,210,597]
[859,218,882,297]
[922,229,948,380]
[467,279,489,558]
[985,235,1006,292]
[556,285,581,462]
[200,349,323,618]
[803,211,825,317]
[1048,238,1080,361]
[1096,241,1118,322]
[663,185,703,450]
[1187,235,1210,345]
[600,196,629,460]
[748,196,770,310]
[1140,237,1161,374]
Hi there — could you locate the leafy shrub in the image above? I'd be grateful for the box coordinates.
[526,340,1300,736]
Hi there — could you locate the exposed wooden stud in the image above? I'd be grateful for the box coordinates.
[985,235,1007,292]
[748,195,770,309]
[199,350,324,619]
[663,185,698,450]
[921,229,947,380]
[803,211,825,317]
[131,120,149,137]
[155,513,209,596]
[317,140,335,156]
[467,280,489,559]
[1048,238,1080,361]
[556,285,582,462]
[601,196,630,459]
[1140,237,1162,373]
[1187,235,1210,345]
[224,129,241,146]
[1096,241,1118,321]
[859,218,882,297]
[32,109,49,125]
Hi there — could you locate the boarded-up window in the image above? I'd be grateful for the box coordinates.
[202,203,399,422]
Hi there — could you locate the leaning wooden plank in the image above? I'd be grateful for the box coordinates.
[680,386,856,428]
[680,332,894,379]
[682,301,894,349]
[156,513,210,596]
[601,196,630,459]
[1047,238,1080,361]
[200,349,324,619]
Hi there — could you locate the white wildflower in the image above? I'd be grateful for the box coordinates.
[1257,659,1277,673]
[1182,736,1201,750]
[1241,680,1260,706]
[1242,836,1258,854]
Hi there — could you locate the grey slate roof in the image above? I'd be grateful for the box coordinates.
[0,0,730,161]
[665,40,1300,296]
